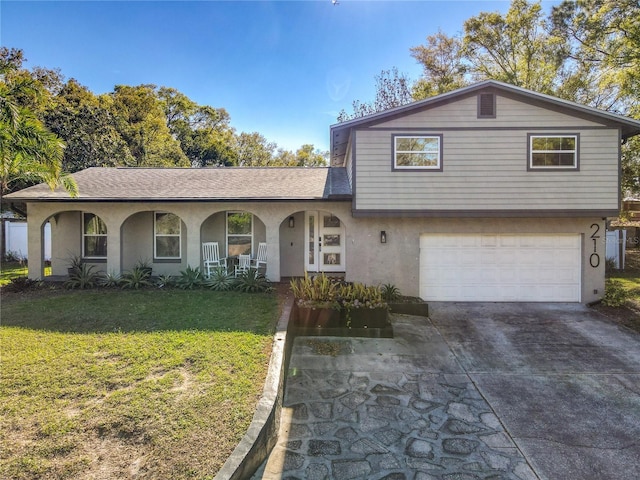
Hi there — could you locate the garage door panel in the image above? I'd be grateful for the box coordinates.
[420,234,581,302]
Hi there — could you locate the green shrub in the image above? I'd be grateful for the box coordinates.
[602,279,629,307]
[175,266,204,290]
[338,282,387,310]
[204,267,236,291]
[155,274,174,288]
[235,268,272,293]
[381,283,401,302]
[5,277,41,292]
[65,263,100,290]
[120,266,152,290]
[289,273,339,307]
[99,271,121,288]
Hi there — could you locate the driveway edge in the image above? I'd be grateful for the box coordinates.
[214,296,294,480]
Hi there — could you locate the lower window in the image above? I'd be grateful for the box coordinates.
[83,213,107,258]
[154,212,181,259]
[227,212,253,256]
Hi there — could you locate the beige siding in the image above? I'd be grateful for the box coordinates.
[376,94,604,129]
[354,125,619,211]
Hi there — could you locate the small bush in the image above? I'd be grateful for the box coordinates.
[235,268,272,293]
[65,264,100,289]
[120,266,152,290]
[204,267,236,291]
[381,283,401,302]
[99,271,121,288]
[175,266,204,290]
[3,250,25,263]
[5,277,41,292]
[602,279,629,307]
[155,274,174,288]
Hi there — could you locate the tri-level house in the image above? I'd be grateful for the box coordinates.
[7,80,640,303]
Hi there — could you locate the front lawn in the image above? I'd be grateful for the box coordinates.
[0,288,278,479]
[0,261,51,286]
[595,249,640,333]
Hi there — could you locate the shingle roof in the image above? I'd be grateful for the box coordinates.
[5,167,352,201]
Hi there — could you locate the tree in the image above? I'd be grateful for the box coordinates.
[338,68,413,121]
[0,48,77,197]
[43,79,134,172]
[551,0,640,197]
[232,132,276,167]
[158,87,236,166]
[294,144,327,167]
[110,85,189,167]
[410,30,468,99]
[461,0,567,94]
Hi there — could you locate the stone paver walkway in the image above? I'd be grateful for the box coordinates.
[253,314,538,480]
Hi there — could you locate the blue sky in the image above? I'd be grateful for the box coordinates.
[1,1,553,152]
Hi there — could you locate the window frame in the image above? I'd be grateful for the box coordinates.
[82,212,107,259]
[226,211,254,257]
[154,211,182,260]
[528,133,580,171]
[392,134,443,171]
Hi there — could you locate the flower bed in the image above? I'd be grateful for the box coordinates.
[290,274,393,337]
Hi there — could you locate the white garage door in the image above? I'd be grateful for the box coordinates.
[420,234,581,302]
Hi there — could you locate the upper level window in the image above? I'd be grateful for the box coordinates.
[529,134,579,170]
[83,213,107,258]
[154,212,181,259]
[393,135,442,170]
[227,212,253,257]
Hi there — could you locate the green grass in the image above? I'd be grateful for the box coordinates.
[0,261,28,286]
[608,250,640,301]
[0,261,51,286]
[0,288,278,479]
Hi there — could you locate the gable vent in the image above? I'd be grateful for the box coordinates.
[478,93,496,118]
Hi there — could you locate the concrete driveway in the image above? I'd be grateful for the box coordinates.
[256,303,640,480]
[429,303,640,480]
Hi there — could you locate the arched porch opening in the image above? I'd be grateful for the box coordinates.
[121,210,187,276]
[200,210,267,272]
[46,210,107,277]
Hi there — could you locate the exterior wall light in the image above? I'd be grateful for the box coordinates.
[288,216,295,228]
[380,231,387,243]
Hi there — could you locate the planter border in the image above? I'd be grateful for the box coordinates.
[213,296,294,480]
[389,302,429,317]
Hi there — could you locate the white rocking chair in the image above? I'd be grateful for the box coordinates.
[251,242,267,271]
[235,254,251,277]
[202,242,227,278]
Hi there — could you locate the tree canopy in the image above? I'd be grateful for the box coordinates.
[0,48,328,196]
[0,47,77,197]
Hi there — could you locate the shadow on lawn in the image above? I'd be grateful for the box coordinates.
[1,287,279,335]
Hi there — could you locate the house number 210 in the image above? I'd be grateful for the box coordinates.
[590,223,600,268]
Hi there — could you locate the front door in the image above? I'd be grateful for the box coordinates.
[305,211,345,273]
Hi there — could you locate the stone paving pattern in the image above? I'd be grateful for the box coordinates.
[255,314,538,480]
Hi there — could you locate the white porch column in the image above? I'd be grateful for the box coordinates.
[184,219,202,270]
[27,209,44,280]
[265,221,281,282]
[106,221,122,275]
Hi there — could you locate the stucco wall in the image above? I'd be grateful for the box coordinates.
[26,201,604,303]
[343,216,605,304]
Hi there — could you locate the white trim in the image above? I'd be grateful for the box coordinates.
[394,135,441,170]
[226,211,254,257]
[82,212,107,259]
[529,134,578,169]
[154,211,182,259]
